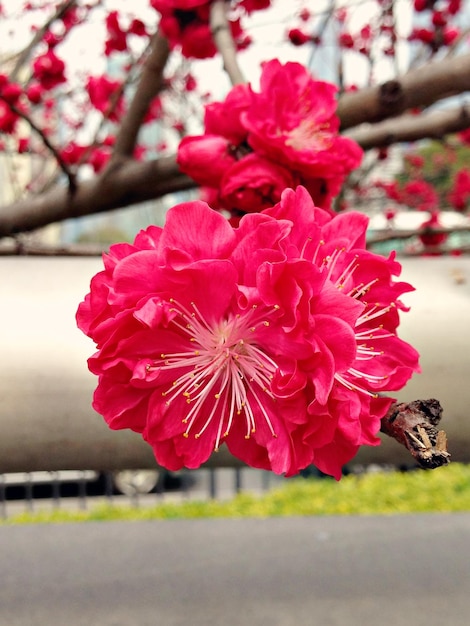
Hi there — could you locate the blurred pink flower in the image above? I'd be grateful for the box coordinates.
[77,187,419,479]
[86,75,125,122]
[220,153,298,212]
[177,60,362,213]
[448,168,470,211]
[243,60,363,182]
[32,50,66,91]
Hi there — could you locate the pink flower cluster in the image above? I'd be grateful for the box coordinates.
[104,11,148,56]
[150,0,261,59]
[177,60,363,217]
[409,0,461,50]
[379,178,439,212]
[77,187,420,479]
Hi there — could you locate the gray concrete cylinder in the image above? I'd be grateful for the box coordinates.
[0,255,468,473]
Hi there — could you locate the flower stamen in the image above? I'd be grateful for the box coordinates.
[150,299,278,448]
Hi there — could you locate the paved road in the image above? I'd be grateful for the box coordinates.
[1,513,469,626]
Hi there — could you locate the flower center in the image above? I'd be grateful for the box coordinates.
[285,119,334,152]
[147,300,279,449]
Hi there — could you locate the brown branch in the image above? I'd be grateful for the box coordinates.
[0,241,107,256]
[210,0,246,86]
[367,224,470,245]
[111,30,170,159]
[347,105,470,150]
[337,52,470,130]
[0,156,193,237]
[381,399,450,469]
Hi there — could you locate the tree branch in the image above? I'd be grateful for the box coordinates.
[338,52,470,130]
[380,399,450,469]
[111,30,170,159]
[347,104,470,150]
[210,0,246,86]
[0,157,193,237]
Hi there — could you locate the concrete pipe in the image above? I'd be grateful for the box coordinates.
[0,255,468,473]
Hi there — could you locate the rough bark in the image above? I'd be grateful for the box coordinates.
[0,158,192,237]
[380,399,450,469]
[338,52,470,130]
[346,105,470,149]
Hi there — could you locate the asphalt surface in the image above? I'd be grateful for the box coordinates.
[1,513,469,626]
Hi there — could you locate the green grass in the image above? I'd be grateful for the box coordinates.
[3,463,470,525]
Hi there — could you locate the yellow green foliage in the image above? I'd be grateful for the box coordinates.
[3,464,469,525]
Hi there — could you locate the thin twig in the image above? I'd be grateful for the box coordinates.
[2,97,76,193]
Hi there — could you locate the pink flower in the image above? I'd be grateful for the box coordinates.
[243,60,363,183]
[25,82,44,104]
[17,137,29,153]
[104,10,128,55]
[151,1,253,59]
[179,22,217,59]
[238,0,271,13]
[86,75,125,122]
[402,179,438,212]
[177,62,361,213]
[448,168,470,211]
[419,211,447,250]
[177,135,237,187]
[32,50,66,90]
[288,27,312,46]
[220,153,298,212]
[60,141,87,165]
[0,100,18,134]
[204,84,251,145]
[77,186,419,479]
[150,0,208,10]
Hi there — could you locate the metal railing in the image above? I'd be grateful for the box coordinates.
[0,467,285,519]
